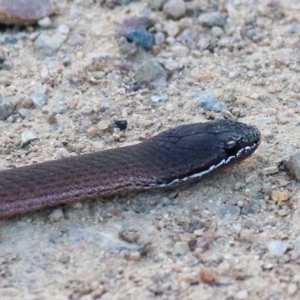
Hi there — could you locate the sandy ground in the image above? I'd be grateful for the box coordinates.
[1,0,300,299]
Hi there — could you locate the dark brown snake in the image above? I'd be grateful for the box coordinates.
[0,119,260,218]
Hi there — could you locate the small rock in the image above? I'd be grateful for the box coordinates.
[0,94,14,120]
[91,71,106,80]
[80,105,93,115]
[38,16,51,28]
[30,92,48,108]
[271,191,289,202]
[198,12,227,28]
[247,28,266,42]
[166,103,173,111]
[125,251,141,261]
[98,120,110,131]
[163,0,186,20]
[114,119,127,131]
[190,91,226,113]
[59,253,70,264]
[290,24,300,35]
[276,209,289,217]
[48,208,64,222]
[176,28,195,43]
[263,263,273,270]
[236,290,248,300]
[18,108,30,119]
[0,0,54,25]
[228,71,236,78]
[211,26,223,37]
[287,283,298,296]
[58,24,69,34]
[34,31,68,57]
[285,151,300,181]
[155,32,165,45]
[159,58,180,72]
[21,131,39,147]
[55,148,70,159]
[268,240,288,256]
[169,44,189,56]
[40,66,49,79]
[67,32,86,46]
[165,22,179,40]
[218,205,240,220]
[173,241,190,256]
[126,29,155,51]
[119,229,139,243]
[199,267,216,283]
[135,59,165,86]
[262,166,279,175]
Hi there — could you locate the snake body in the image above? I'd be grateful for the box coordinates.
[0,119,260,218]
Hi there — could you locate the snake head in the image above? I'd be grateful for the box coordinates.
[152,119,261,186]
[216,120,261,160]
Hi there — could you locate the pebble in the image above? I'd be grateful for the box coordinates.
[135,59,166,85]
[0,95,14,120]
[285,151,300,181]
[125,251,141,261]
[58,24,70,34]
[91,71,106,80]
[164,20,179,37]
[268,240,288,256]
[199,267,216,283]
[155,32,165,45]
[126,29,155,51]
[236,290,248,299]
[247,28,266,42]
[276,209,289,217]
[287,283,298,296]
[228,71,236,78]
[189,91,226,113]
[163,0,186,20]
[166,103,173,111]
[0,0,54,25]
[262,166,279,175]
[48,208,64,222]
[55,148,71,159]
[211,26,224,37]
[169,44,189,56]
[59,254,70,264]
[218,205,240,220]
[119,229,139,243]
[18,108,30,119]
[34,31,68,57]
[67,32,86,46]
[159,58,180,72]
[98,120,110,131]
[40,66,49,79]
[198,12,227,28]
[176,29,195,43]
[38,17,52,28]
[173,241,190,256]
[114,119,127,131]
[271,191,289,202]
[21,131,39,147]
[30,92,48,108]
[80,105,94,115]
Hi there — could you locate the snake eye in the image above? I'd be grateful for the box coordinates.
[224,139,241,156]
[226,140,237,149]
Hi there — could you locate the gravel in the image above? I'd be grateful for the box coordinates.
[30,92,48,108]
[1,1,300,299]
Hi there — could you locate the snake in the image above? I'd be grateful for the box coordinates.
[0,119,260,218]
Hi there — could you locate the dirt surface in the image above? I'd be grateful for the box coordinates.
[1,0,300,299]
